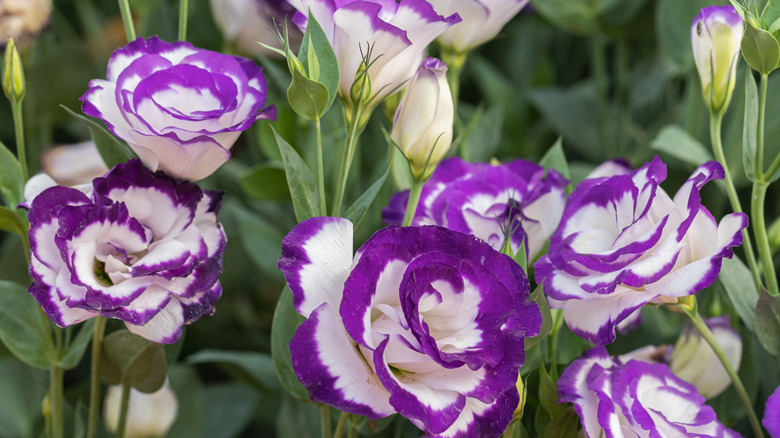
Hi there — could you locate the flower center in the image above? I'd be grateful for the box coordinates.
[93,259,114,286]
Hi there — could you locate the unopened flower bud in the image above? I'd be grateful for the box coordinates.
[691,6,743,114]
[391,57,453,180]
[104,380,178,438]
[349,61,372,106]
[3,38,25,102]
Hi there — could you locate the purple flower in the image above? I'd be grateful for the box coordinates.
[766,385,780,438]
[534,157,747,345]
[429,0,529,53]
[383,157,567,260]
[81,36,276,181]
[692,6,743,113]
[27,159,226,344]
[287,0,460,109]
[559,347,740,438]
[278,218,541,437]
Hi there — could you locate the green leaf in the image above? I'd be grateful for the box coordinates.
[60,105,136,168]
[271,286,309,401]
[230,202,284,281]
[742,20,780,74]
[58,319,95,369]
[720,256,758,332]
[0,358,46,438]
[273,127,320,222]
[239,164,291,202]
[462,104,504,163]
[513,239,528,274]
[744,71,759,181]
[538,356,563,418]
[187,349,281,394]
[650,125,714,167]
[528,0,601,35]
[0,281,56,369]
[0,206,24,236]
[755,289,780,356]
[202,383,262,438]
[287,68,330,120]
[100,330,167,393]
[656,0,713,69]
[298,11,339,113]
[539,138,573,194]
[542,406,580,438]
[0,141,23,208]
[344,162,391,229]
[525,283,552,350]
[763,0,780,26]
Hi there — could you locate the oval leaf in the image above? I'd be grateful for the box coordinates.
[273,128,320,222]
[0,141,23,208]
[0,281,56,369]
[271,286,309,401]
[100,330,167,393]
[741,21,780,74]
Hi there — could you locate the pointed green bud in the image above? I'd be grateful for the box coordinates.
[3,38,26,103]
[349,62,372,106]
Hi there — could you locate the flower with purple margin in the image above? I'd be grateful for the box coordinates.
[27,159,226,344]
[287,0,460,110]
[534,157,747,345]
[429,0,529,53]
[692,6,743,113]
[81,36,276,181]
[766,385,780,438]
[383,157,567,261]
[559,347,741,438]
[278,218,541,437]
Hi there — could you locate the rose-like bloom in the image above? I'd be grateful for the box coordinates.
[430,0,528,53]
[559,347,740,438]
[210,0,299,57]
[104,379,178,438]
[391,57,453,179]
[27,159,225,344]
[534,157,747,345]
[765,385,780,438]
[691,6,743,114]
[383,157,567,261]
[81,36,276,181]
[279,218,541,437]
[287,0,460,110]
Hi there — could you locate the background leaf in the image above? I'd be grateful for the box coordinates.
[60,105,136,169]
[0,141,23,208]
[274,128,320,222]
[271,287,309,402]
[0,281,56,369]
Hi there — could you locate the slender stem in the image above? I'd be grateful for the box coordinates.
[402,177,424,226]
[682,305,764,438]
[87,316,107,438]
[347,424,358,438]
[548,309,565,370]
[331,103,366,217]
[178,0,189,41]
[320,405,331,438]
[752,181,779,296]
[709,112,761,292]
[117,0,136,42]
[115,383,131,438]
[49,366,64,438]
[315,116,327,216]
[590,36,610,158]
[11,101,27,182]
[333,411,349,438]
[441,47,466,108]
[757,73,768,173]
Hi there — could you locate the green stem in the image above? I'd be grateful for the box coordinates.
[11,101,27,182]
[757,73,768,173]
[752,181,779,296]
[709,112,761,292]
[615,37,629,156]
[315,116,327,216]
[333,411,349,438]
[682,304,764,438]
[87,316,107,438]
[402,177,424,226]
[49,366,64,438]
[347,424,358,438]
[320,405,331,438]
[115,383,131,438]
[117,0,136,42]
[548,309,565,369]
[590,36,610,158]
[178,0,189,41]
[331,103,366,217]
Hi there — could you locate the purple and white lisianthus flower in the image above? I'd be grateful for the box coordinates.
[287,0,460,109]
[765,385,780,438]
[429,0,529,53]
[559,347,740,438]
[81,36,275,181]
[534,157,747,345]
[27,159,225,344]
[383,157,567,261]
[279,218,541,437]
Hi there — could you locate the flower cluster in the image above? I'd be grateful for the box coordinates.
[558,347,740,437]
[279,218,541,437]
[81,36,275,181]
[384,157,567,260]
[27,159,226,344]
[535,157,747,345]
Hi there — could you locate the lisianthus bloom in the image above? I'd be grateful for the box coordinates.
[534,157,747,345]
[287,0,460,110]
[81,36,276,181]
[391,57,453,179]
[429,0,529,53]
[279,218,540,437]
[559,347,740,438]
[41,141,108,187]
[104,379,178,438]
[27,159,225,344]
[691,6,743,114]
[765,385,780,438]
[383,157,567,260]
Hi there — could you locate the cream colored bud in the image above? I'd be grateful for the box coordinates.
[104,380,178,438]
